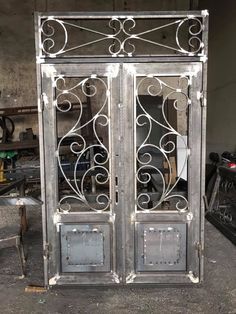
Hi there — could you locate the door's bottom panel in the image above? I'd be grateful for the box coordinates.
[60,223,111,272]
[136,223,187,272]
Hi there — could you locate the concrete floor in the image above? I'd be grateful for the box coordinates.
[0,208,235,314]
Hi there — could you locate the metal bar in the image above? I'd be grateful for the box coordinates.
[187,63,203,279]
[42,56,203,64]
[57,212,112,223]
[50,273,119,286]
[53,272,196,285]
[199,12,209,283]
[0,106,38,116]
[135,212,190,222]
[37,11,205,19]
[40,56,204,61]
[41,67,60,280]
[208,173,221,213]
[110,64,122,281]
[127,274,197,285]
[0,140,39,151]
[0,178,25,196]
[0,196,42,206]
[122,63,135,280]
[35,11,49,287]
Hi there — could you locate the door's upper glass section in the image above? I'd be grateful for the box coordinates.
[135,75,190,212]
[55,75,111,212]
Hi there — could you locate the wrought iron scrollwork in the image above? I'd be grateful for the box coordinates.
[55,76,111,212]
[40,16,204,57]
[136,75,190,212]
[213,177,236,225]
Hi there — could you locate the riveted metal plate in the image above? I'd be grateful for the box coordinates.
[136,223,187,271]
[60,224,110,272]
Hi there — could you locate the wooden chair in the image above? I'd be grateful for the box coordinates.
[0,206,26,277]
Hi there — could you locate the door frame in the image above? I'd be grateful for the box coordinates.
[41,63,122,285]
[123,62,203,285]
[40,61,203,286]
[35,11,208,287]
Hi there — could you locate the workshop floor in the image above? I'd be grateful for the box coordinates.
[0,208,235,314]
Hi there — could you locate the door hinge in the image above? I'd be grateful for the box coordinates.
[196,242,204,259]
[43,243,50,260]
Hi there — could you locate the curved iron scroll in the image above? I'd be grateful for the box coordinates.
[55,76,111,212]
[40,16,204,57]
[136,75,190,212]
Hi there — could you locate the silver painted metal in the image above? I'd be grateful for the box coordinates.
[60,223,110,272]
[35,11,208,287]
[54,75,111,212]
[135,74,190,212]
[35,12,49,285]
[136,223,187,271]
[199,12,209,282]
[36,12,206,58]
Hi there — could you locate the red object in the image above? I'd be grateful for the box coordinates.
[228,162,236,168]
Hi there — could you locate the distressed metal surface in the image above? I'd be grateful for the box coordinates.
[35,12,208,286]
[207,166,236,244]
[124,62,203,284]
[136,223,186,271]
[51,72,112,213]
[60,224,110,272]
[36,11,207,58]
[0,197,41,207]
[135,73,190,212]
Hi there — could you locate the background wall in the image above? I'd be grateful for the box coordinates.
[0,0,235,158]
[0,0,192,139]
[0,0,191,109]
[199,0,236,156]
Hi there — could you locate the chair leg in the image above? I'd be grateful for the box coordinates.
[20,242,26,265]
[20,205,28,234]
[16,243,26,277]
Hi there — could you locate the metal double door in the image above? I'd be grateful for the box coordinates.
[41,61,203,286]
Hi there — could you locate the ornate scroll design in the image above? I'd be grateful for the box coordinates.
[136,75,190,212]
[55,76,110,212]
[212,178,236,225]
[40,16,204,57]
